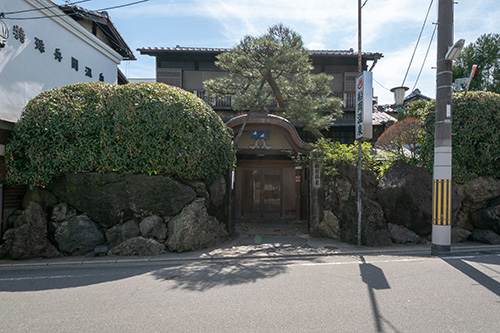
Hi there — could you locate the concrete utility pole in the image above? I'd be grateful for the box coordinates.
[357,0,362,247]
[432,0,454,254]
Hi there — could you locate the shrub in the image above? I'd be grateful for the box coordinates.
[7,82,235,186]
[375,117,423,163]
[310,138,394,179]
[420,91,500,183]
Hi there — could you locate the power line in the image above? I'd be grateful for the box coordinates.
[3,0,149,20]
[374,78,390,92]
[412,23,437,92]
[401,0,434,87]
[2,1,91,15]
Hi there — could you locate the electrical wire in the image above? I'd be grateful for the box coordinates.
[3,0,149,20]
[374,78,391,92]
[411,23,437,92]
[401,0,434,87]
[2,1,91,15]
[361,0,369,9]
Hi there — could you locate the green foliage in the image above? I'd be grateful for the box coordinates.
[453,33,500,93]
[7,82,236,186]
[398,99,434,121]
[204,24,343,137]
[311,138,394,179]
[420,91,500,183]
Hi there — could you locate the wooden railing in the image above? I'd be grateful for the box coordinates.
[193,90,355,110]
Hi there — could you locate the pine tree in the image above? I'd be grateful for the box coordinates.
[204,24,343,141]
[453,33,500,93]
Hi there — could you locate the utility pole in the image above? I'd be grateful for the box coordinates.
[432,0,454,254]
[357,0,362,247]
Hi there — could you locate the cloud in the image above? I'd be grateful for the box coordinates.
[99,0,500,104]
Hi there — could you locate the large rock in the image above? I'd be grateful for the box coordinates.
[22,188,58,213]
[340,196,392,247]
[318,210,340,239]
[471,196,500,234]
[108,237,165,256]
[324,162,377,221]
[55,215,105,256]
[209,175,227,207]
[105,219,141,247]
[388,223,420,244]
[139,215,168,241]
[377,160,432,236]
[47,173,196,228]
[463,177,500,209]
[451,226,471,243]
[167,198,229,252]
[470,229,500,245]
[0,202,61,260]
[50,202,77,222]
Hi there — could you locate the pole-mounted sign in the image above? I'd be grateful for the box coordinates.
[355,71,373,140]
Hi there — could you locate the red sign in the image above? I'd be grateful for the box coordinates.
[357,77,363,90]
[296,176,301,183]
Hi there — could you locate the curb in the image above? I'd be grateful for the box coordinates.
[1,244,499,268]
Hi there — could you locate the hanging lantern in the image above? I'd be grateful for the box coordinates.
[390,86,409,106]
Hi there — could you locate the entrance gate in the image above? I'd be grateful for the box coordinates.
[226,113,310,224]
[236,159,297,222]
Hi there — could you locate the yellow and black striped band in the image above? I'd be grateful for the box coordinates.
[433,179,451,226]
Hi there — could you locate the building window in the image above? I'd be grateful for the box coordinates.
[344,72,358,92]
[199,62,220,71]
[159,61,195,70]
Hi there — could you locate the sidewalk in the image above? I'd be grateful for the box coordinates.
[1,222,500,268]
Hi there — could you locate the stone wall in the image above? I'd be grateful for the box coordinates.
[318,160,500,246]
[0,173,230,259]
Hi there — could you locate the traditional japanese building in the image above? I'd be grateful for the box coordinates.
[0,0,134,236]
[138,46,388,224]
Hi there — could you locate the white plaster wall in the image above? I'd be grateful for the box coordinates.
[0,0,123,123]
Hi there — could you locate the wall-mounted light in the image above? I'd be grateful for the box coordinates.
[0,17,8,49]
[445,38,465,61]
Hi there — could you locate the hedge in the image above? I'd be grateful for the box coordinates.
[6,82,235,186]
[419,91,500,183]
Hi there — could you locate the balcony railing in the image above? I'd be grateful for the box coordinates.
[332,92,356,110]
[193,90,232,108]
[193,90,355,110]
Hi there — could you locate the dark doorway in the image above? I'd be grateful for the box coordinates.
[236,159,297,222]
[242,168,282,221]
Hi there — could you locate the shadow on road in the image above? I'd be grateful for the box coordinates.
[443,254,500,298]
[0,258,303,293]
[0,264,159,292]
[151,260,292,292]
[359,256,402,333]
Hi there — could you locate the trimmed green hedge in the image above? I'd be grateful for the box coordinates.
[419,91,500,183]
[7,82,235,186]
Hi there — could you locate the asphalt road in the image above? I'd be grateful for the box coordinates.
[1,251,499,332]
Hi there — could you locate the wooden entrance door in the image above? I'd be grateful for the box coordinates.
[242,168,282,220]
[236,160,297,222]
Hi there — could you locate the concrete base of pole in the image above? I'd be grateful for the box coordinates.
[431,244,451,255]
[432,224,451,255]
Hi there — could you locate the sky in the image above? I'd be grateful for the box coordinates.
[60,0,499,105]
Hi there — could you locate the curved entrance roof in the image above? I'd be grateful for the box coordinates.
[226,113,310,156]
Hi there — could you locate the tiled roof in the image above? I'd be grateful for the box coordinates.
[137,46,382,59]
[138,46,230,53]
[60,5,136,60]
[372,110,397,125]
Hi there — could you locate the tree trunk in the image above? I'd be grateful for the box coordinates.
[233,113,251,147]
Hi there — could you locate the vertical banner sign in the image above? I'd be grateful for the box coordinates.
[355,71,373,140]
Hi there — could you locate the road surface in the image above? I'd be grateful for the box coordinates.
[1,251,499,332]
